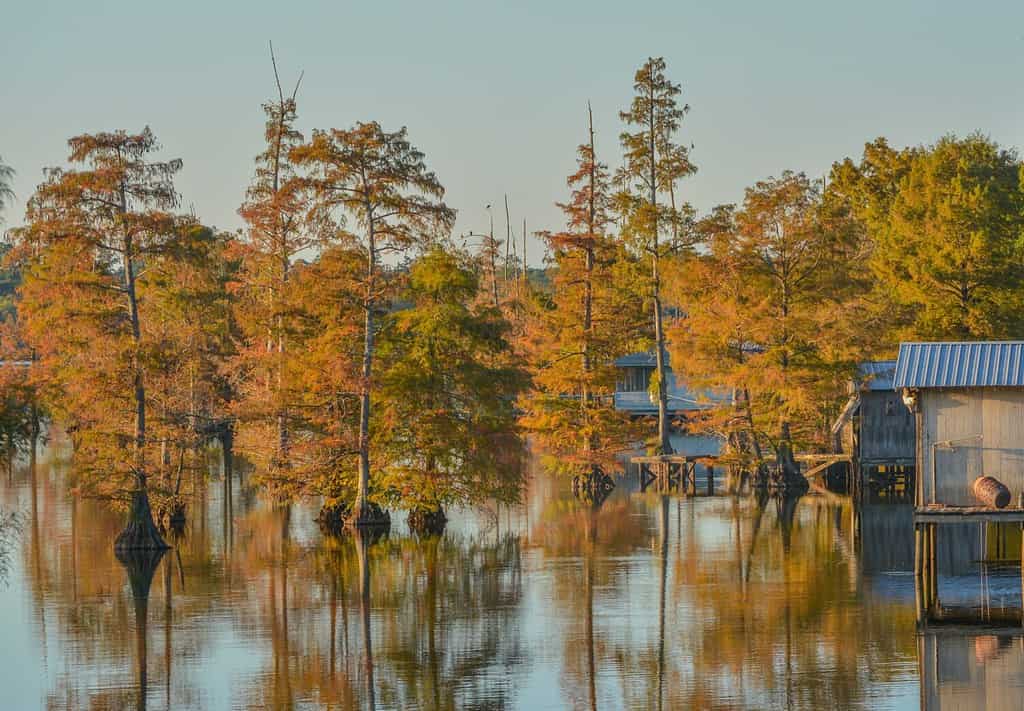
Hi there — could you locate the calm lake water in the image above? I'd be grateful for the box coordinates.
[2,435,1023,710]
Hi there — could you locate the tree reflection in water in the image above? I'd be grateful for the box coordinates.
[115,548,166,711]
[2,440,929,710]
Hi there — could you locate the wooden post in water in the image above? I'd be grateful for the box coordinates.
[914,522,924,623]
[707,465,714,496]
[922,522,932,615]
[914,523,923,579]
[928,523,938,614]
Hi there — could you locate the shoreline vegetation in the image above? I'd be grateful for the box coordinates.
[1,54,1023,546]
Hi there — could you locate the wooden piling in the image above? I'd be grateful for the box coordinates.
[707,466,714,496]
[928,523,937,613]
[914,523,923,579]
[925,523,932,612]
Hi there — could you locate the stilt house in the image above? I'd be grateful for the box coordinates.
[894,341,1024,508]
[613,352,725,415]
[832,360,916,498]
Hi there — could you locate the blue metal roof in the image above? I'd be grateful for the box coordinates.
[858,360,897,391]
[893,342,1024,389]
[614,351,660,368]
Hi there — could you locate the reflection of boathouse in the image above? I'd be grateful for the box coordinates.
[920,628,1024,711]
[833,361,916,499]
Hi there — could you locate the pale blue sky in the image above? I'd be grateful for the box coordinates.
[3,0,1023,262]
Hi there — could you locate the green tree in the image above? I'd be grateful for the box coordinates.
[292,121,455,526]
[616,57,697,454]
[871,134,1024,338]
[375,247,527,529]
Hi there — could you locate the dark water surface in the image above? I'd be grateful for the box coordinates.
[3,438,1024,710]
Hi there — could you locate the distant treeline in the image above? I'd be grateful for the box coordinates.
[0,55,1021,542]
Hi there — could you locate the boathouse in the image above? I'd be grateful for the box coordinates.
[832,360,916,498]
[613,352,724,415]
[896,342,1024,625]
[894,341,1024,508]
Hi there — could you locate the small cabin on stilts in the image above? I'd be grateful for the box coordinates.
[832,361,916,500]
[894,341,1024,624]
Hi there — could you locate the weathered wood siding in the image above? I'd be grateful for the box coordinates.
[920,388,1024,506]
[859,391,915,463]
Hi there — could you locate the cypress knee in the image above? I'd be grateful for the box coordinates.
[972,476,1011,509]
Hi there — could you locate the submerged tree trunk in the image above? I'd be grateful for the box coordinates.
[407,505,447,536]
[774,422,809,494]
[116,490,171,551]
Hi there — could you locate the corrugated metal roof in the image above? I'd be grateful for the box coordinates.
[893,342,1024,389]
[858,360,897,391]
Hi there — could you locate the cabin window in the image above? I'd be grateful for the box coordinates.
[618,367,653,392]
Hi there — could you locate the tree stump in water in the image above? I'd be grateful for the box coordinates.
[157,498,187,534]
[408,506,447,536]
[115,490,170,552]
[973,476,1011,509]
[572,466,615,506]
[345,501,391,530]
[317,501,351,535]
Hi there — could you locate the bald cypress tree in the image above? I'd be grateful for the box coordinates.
[292,121,455,527]
[236,51,309,473]
[616,57,696,455]
[13,128,182,549]
[523,106,642,495]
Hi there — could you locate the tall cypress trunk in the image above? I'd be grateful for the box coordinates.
[776,283,805,492]
[277,251,289,462]
[582,105,596,460]
[271,83,290,464]
[115,233,168,551]
[354,210,376,521]
[648,78,672,455]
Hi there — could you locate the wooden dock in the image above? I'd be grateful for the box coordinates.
[631,455,719,494]
[914,505,1024,626]
[915,505,1024,524]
